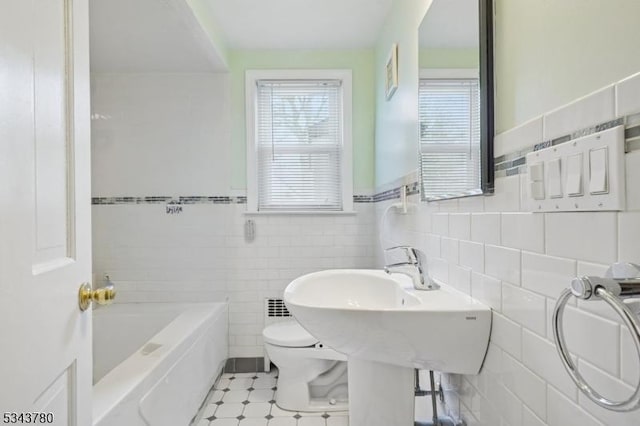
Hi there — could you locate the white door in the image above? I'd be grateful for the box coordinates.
[0,0,92,425]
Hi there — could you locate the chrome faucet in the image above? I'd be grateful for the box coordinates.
[383,246,438,290]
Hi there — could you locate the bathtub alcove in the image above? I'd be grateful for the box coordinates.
[92,303,228,426]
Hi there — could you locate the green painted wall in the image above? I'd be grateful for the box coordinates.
[374,0,430,187]
[495,0,640,133]
[419,48,478,69]
[374,0,640,186]
[228,49,376,191]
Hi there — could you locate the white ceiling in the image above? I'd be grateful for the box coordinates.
[202,0,394,49]
[90,0,226,72]
[89,0,394,72]
[419,0,479,49]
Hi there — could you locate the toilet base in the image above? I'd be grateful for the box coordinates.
[265,342,349,413]
[275,366,348,412]
[274,399,349,413]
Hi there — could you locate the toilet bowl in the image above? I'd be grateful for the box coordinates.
[263,320,349,412]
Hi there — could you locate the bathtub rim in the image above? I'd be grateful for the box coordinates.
[92,302,228,425]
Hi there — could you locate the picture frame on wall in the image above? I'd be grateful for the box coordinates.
[385,43,398,100]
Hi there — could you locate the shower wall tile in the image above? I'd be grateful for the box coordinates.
[93,202,376,358]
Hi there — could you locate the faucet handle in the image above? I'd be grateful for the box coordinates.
[384,246,419,264]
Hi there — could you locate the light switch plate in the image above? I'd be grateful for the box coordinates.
[566,153,583,196]
[525,125,625,212]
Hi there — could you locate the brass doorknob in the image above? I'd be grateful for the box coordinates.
[78,282,116,311]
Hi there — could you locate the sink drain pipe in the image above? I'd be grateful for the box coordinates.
[414,370,463,426]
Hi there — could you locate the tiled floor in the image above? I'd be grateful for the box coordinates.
[193,370,349,426]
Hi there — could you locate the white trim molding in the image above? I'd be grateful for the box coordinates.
[245,69,354,213]
[419,68,479,80]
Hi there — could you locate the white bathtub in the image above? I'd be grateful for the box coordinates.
[92,303,228,426]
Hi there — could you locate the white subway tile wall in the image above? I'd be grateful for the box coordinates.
[616,72,640,117]
[93,203,375,357]
[373,72,640,425]
[494,116,543,157]
[90,70,640,425]
[542,85,616,141]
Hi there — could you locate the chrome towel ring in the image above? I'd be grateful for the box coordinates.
[553,263,640,412]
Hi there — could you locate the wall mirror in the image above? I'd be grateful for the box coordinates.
[418,0,494,201]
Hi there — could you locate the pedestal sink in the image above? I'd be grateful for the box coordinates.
[283,269,491,426]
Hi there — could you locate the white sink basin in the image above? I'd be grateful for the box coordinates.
[284,269,491,375]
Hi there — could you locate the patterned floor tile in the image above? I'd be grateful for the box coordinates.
[201,404,217,418]
[297,417,325,426]
[266,418,296,426]
[247,389,274,403]
[242,402,271,418]
[193,370,348,426]
[326,416,348,426]
[296,411,323,417]
[252,376,277,389]
[209,419,239,426]
[234,372,257,378]
[269,404,299,418]
[215,378,232,389]
[224,390,251,403]
[215,402,245,418]
[228,378,254,390]
[239,419,268,426]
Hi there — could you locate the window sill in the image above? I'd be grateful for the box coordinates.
[243,210,357,216]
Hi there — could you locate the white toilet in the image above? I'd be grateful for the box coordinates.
[263,320,349,412]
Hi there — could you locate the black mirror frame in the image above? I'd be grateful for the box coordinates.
[479,0,495,195]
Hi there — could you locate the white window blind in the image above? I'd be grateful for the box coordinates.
[419,78,481,199]
[255,79,344,211]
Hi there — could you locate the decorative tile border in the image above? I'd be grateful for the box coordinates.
[372,181,420,203]
[93,115,640,207]
[93,195,378,205]
[494,115,640,178]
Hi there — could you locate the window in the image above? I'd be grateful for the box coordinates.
[246,70,353,212]
[419,71,481,200]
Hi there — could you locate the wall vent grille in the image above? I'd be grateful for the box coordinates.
[264,298,291,326]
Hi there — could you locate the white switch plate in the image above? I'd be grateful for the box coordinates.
[525,125,625,212]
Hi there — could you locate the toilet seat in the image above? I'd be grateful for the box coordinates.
[263,321,318,348]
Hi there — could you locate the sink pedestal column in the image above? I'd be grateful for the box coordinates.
[347,358,415,426]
